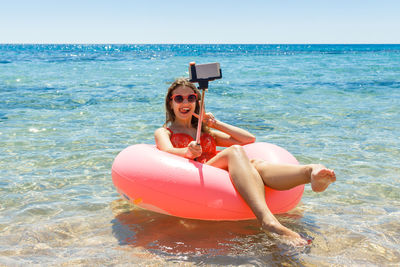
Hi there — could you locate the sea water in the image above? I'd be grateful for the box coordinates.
[0,44,399,266]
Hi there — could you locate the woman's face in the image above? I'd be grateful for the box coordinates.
[170,86,197,121]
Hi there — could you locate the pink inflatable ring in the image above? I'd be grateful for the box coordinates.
[112,142,304,221]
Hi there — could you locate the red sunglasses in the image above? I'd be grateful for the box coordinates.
[170,94,198,103]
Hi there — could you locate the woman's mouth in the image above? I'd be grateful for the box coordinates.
[179,107,191,114]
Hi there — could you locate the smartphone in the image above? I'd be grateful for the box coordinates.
[189,62,222,83]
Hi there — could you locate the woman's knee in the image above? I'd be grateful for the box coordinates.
[250,159,266,171]
[224,145,250,161]
[227,144,245,155]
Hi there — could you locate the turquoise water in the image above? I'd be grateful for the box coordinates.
[1,44,399,265]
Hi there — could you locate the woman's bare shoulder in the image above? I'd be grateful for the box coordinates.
[154,127,170,136]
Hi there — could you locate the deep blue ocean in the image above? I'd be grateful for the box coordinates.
[1,44,399,265]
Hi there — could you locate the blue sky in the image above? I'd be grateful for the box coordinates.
[1,0,399,44]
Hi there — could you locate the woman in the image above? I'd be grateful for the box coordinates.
[154,78,336,246]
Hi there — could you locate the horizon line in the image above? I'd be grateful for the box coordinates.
[1,42,400,45]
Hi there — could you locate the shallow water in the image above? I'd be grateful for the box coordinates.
[1,44,399,266]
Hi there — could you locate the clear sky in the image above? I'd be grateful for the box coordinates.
[1,0,399,44]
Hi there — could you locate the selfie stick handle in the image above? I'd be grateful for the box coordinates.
[195,82,208,145]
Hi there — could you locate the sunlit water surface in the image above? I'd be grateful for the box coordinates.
[1,44,399,266]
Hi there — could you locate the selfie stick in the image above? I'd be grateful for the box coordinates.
[189,62,221,145]
[195,82,208,145]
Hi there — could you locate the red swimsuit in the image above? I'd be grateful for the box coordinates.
[167,128,217,163]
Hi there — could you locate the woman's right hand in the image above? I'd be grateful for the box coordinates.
[185,141,202,159]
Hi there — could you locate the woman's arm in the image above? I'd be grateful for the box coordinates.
[154,127,202,159]
[198,112,255,147]
[211,119,256,147]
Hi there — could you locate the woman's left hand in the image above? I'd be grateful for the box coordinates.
[193,109,217,128]
[203,112,217,127]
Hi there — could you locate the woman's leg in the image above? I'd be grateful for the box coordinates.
[206,145,308,245]
[250,160,336,192]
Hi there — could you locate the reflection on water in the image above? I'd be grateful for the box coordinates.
[110,199,313,265]
[109,197,400,266]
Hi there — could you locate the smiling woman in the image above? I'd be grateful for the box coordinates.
[157,78,217,163]
[140,77,336,246]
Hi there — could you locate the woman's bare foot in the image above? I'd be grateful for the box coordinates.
[310,164,336,192]
[262,221,308,246]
